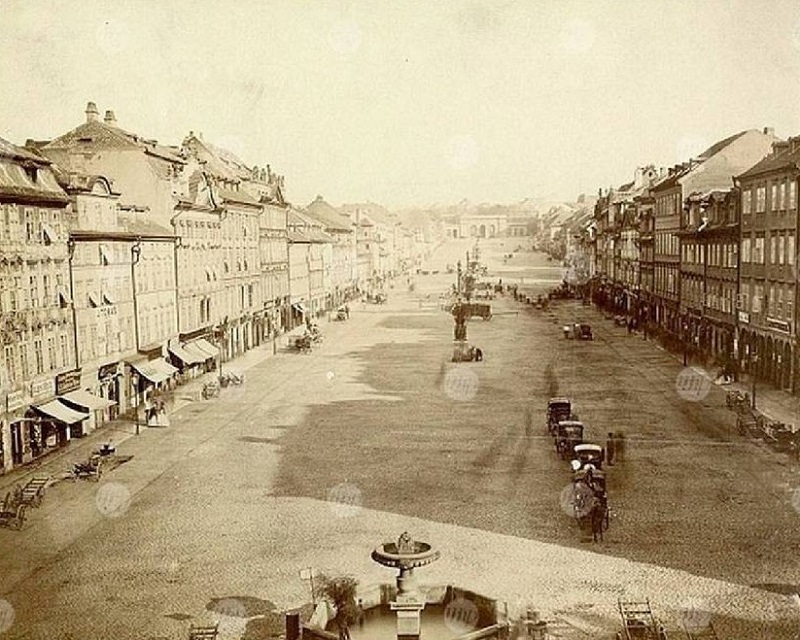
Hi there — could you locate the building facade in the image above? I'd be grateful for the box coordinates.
[737,137,800,393]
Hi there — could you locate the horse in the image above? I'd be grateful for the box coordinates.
[573,481,606,543]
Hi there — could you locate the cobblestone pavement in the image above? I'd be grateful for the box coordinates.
[1,240,800,639]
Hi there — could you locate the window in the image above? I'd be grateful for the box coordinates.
[756,186,766,212]
[780,182,787,210]
[19,344,29,379]
[753,284,763,313]
[42,274,51,306]
[742,189,752,214]
[790,181,797,209]
[741,237,751,263]
[29,275,38,308]
[754,236,765,264]
[4,345,16,383]
[60,334,68,367]
[788,235,796,265]
[770,235,777,265]
[25,210,35,241]
[33,339,43,374]
[771,183,778,210]
[778,287,784,318]
[778,235,785,265]
[47,337,55,370]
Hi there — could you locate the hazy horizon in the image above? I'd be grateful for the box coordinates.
[2,0,799,209]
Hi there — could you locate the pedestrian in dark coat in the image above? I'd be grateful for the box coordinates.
[606,432,615,465]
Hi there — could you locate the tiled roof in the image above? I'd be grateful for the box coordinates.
[0,136,49,164]
[738,143,800,179]
[696,130,749,160]
[217,187,260,206]
[45,120,185,164]
[0,137,69,204]
[305,196,352,232]
[118,215,174,237]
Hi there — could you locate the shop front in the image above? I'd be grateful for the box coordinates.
[168,340,205,382]
[31,398,89,450]
[127,357,179,422]
[59,388,116,436]
[98,362,123,420]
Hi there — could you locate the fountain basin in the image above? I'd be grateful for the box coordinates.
[371,542,440,569]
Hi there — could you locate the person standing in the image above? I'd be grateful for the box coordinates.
[606,432,616,465]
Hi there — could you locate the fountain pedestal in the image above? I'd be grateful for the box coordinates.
[390,600,425,640]
[372,533,440,640]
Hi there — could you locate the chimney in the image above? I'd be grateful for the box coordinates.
[85,101,100,123]
[104,110,117,126]
[763,127,775,137]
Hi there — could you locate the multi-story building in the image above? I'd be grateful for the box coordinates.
[287,208,332,322]
[653,129,777,343]
[0,137,77,472]
[635,186,656,329]
[736,136,800,393]
[305,196,357,307]
[678,189,739,366]
[42,103,183,393]
[181,134,263,360]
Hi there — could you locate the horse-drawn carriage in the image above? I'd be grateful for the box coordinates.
[547,397,572,435]
[573,443,604,470]
[555,420,584,459]
[563,322,593,340]
[616,599,668,640]
[570,467,609,540]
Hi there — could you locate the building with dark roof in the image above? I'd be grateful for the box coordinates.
[735,136,800,393]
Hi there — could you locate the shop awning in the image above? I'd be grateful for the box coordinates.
[169,342,204,366]
[99,243,112,266]
[88,291,101,308]
[293,303,307,313]
[193,338,219,359]
[102,290,116,305]
[33,399,89,425]
[129,359,178,384]
[183,342,211,362]
[60,389,116,412]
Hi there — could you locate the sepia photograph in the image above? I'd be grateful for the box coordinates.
[1,0,800,638]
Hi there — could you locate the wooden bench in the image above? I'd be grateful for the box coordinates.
[188,623,219,639]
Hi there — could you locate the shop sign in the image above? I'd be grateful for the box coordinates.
[738,311,749,324]
[30,377,55,400]
[98,362,119,380]
[6,389,24,412]
[56,369,82,395]
[766,317,791,333]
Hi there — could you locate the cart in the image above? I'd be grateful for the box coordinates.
[0,492,27,530]
[547,397,572,435]
[72,455,103,482]
[555,421,584,459]
[617,599,668,640]
[19,476,49,508]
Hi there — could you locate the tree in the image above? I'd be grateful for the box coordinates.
[317,574,359,640]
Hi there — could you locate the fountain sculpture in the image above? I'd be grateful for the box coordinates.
[371,532,440,640]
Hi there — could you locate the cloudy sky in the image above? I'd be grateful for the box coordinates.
[2,0,800,208]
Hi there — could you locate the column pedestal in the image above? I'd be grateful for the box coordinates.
[390,599,425,640]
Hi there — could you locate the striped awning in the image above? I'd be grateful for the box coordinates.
[60,389,116,412]
[169,343,204,366]
[33,399,89,425]
[193,338,219,359]
[129,359,178,384]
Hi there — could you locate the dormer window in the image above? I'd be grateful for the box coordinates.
[24,166,38,183]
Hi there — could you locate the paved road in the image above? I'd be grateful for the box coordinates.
[1,238,800,639]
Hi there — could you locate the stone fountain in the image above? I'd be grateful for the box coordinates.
[371,532,440,640]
